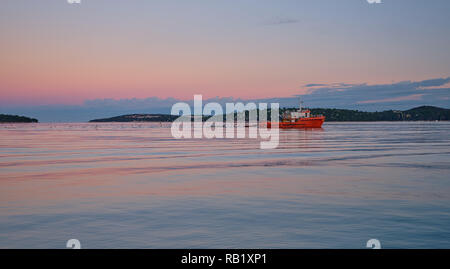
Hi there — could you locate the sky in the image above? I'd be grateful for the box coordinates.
[0,0,449,121]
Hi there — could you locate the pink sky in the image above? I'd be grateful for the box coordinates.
[1,1,450,106]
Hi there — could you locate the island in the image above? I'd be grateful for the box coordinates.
[0,114,38,123]
[89,106,450,122]
[89,114,179,122]
[298,106,450,121]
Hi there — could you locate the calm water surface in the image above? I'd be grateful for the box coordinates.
[0,122,449,248]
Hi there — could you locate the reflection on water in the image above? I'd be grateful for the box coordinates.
[0,122,449,248]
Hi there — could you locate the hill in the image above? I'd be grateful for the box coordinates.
[88,106,450,122]
[303,106,450,121]
[0,114,38,123]
[89,114,179,122]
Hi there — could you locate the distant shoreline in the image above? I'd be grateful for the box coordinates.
[89,106,450,123]
[0,114,38,123]
[2,106,449,123]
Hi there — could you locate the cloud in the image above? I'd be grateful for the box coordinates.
[296,77,450,110]
[305,83,327,87]
[264,17,299,25]
[357,94,425,104]
[412,77,450,88]
[1,77,449,122]
[417,77,450,90]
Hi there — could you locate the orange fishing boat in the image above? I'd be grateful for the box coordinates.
[267,100,325,128]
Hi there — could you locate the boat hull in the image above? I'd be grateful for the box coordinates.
[267,116,325,129]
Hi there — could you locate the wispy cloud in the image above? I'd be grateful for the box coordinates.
[305,83,327,87]
[357,94,425,104]
[264,17,299,26]
[1,77,449,122]
[298,77,450,110]
[417,77,450,90]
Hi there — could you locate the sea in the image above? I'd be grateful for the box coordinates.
[0,122,449,248]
